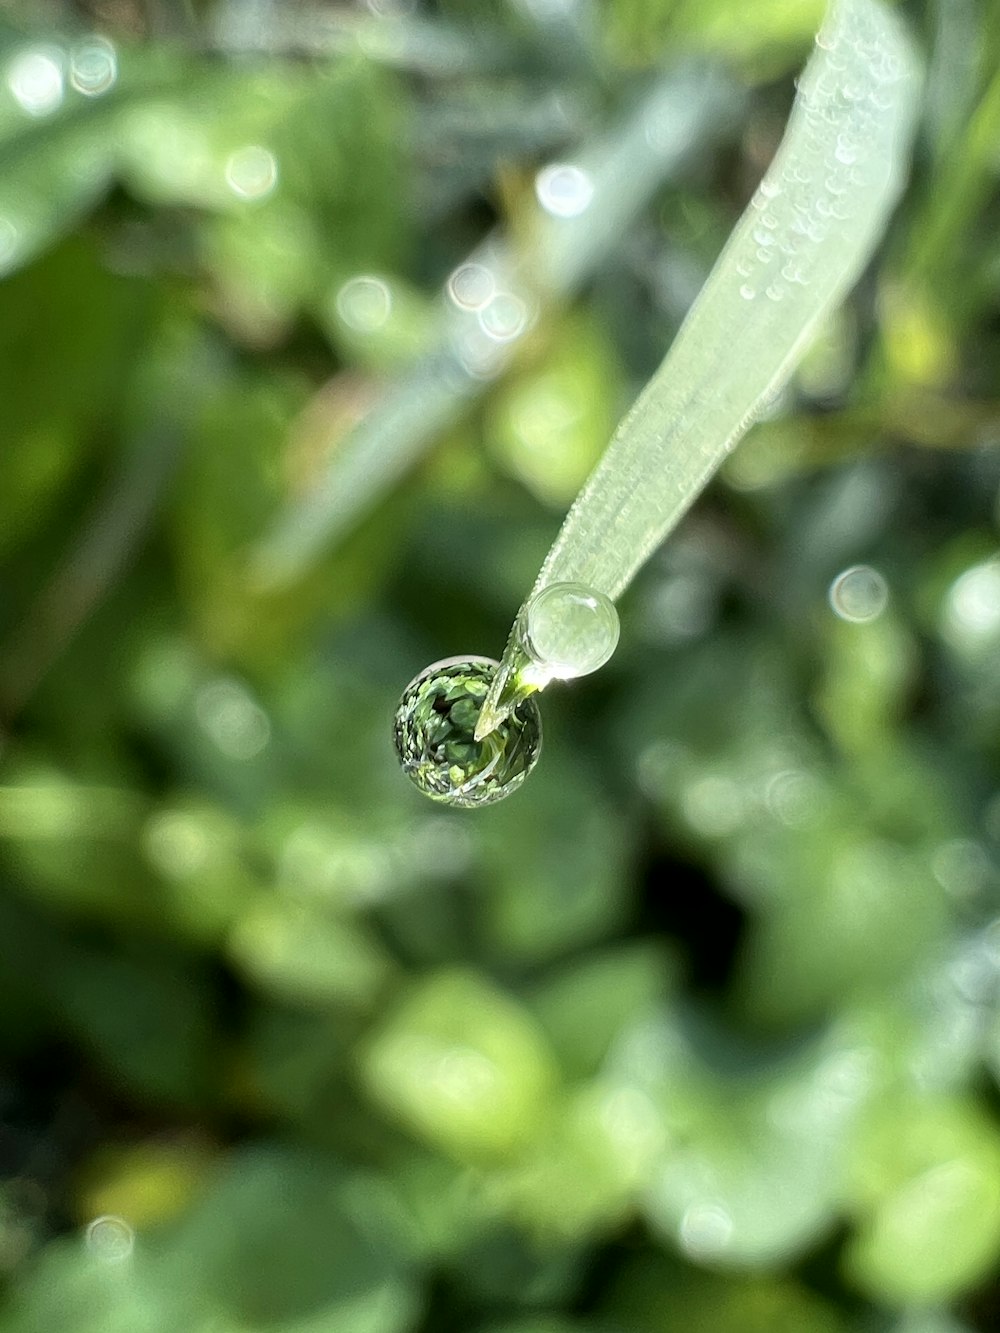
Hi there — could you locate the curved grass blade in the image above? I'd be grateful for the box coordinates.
[476,0,921,739]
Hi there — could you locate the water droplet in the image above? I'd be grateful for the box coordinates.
[69,36,117,96]
[394,657,542,808]
[85,1215,134,1264]
[534,162,594,219]
[447,261,494,311]
[765,282,784,302]
[739,284,756,301]
[7,47,64,116]
[828,564,889,623]
[944,558,1000,642]
[224,144,278,201]
[335,275,392,333]
[522,582,619,679]
[478,290,529,343]
[834,137,858,166]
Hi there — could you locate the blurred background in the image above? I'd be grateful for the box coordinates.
[0,0,999,1330]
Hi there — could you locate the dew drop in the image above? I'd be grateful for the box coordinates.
[394,657,542,808]
[522,582,619,679]
[224,144,278,201]
[85,1215,134,1264]
[739,284,756,301]
[478,290,529,343]
[7,47,64,116]
[447,261,495,311]
[335,275,392,333]
[944,558,1000,642]
[69,36,117,96]
[535,162,594,219]
[828,564,889,623]
[834,138,858,166]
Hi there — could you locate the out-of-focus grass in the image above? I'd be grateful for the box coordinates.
[0,2,999,1331]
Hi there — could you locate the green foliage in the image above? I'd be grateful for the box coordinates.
[1,1,1000,1332]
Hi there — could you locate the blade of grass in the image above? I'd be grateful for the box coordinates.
[476,0,921,739]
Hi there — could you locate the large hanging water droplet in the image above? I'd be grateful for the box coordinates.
[394,657,542,808]
[522,582,619,680]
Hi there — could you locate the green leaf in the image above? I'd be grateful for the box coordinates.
[360,970,559,1162]
[844,1096,1000,1306]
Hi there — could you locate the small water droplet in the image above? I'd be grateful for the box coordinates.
[829,565,889,623]
[522,582,619,679]
[739,284,756,301]
[69,36,117,96]
[447,261,495,311]
[833,137,858,166]
[944,558,1000,642]
[765,283,784,302]
[478,290,529,343]
[335,275,392,333]
[224,144,278,201]
[85,1215,134,1264]
[394,657,542,808]
[534,162,594,219]
[7,47,64,116]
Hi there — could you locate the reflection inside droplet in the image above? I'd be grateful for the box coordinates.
[7,48,64,116]
[85,1215,135,1263]
[394,656,542,808]
[224,144,278,201]
[447,262,495,311]
[522,582,619,681]
[535,162,594,219]
[335,275,393,333]
[69,36,117,96]
[828,564,889,622]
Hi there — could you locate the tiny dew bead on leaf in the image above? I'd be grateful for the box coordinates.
[522,582,619,681]
[393,657,542,809]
